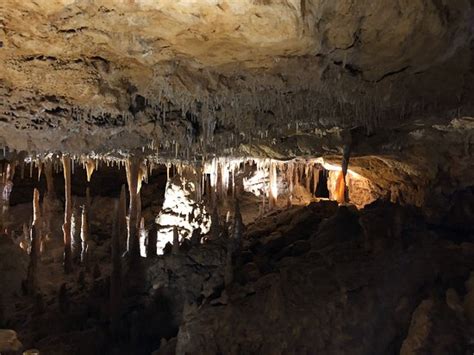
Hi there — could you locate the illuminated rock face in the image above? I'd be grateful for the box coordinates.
[0,0,472,156]
[155,176,211,254]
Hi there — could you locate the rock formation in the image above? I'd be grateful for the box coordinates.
[62,155,73,274]
[0,1,473,354]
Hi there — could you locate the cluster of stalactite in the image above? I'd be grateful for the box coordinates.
[0,151,360,280]
[0,149,365,343]
[0,153,359,248]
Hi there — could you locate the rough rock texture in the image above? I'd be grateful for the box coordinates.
[400,296,468,355]
[0,235,28,301]
[0,329,23,353]
[0,0,473,156]
[173,202,474,354]
[146,239,227,327]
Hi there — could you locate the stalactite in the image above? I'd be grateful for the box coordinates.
[298,162,304,185]
[37,160,42,182]
[25,189,41,295]
[125,157,141,264]
[313,166,320,196]
[138,161,147,193]
[288,162,294,205]
[172,225,179,254]
[80,205,90,270]
[269,161,278,208]
[62,156,73,274]
[44,160,56,200]
[305,164,311,192]
[85,159,95,182]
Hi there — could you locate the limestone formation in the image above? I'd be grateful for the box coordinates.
[138,217,147,258]
[232,199,243,251]
[110,201,122,333]
[210,206,221,240]
[85,159,95,182]
[118,185,127,253]
[0,1,473,354]
[125,157,142,264]
[80,205,90,269]
[44,160,56,201]
[71,204,82,264]
[25,189,41,294]
[62,155,73,274]
[147,225,157,258]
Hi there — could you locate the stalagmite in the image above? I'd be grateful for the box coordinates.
[224,199,244,287]
[190,227,202,246]
[80,205,89,269]
[110,202,122,332]
[172,225,179,254]
[1,162,15,232]
[335,144,352,204]
[85,187,91,232]
[42,161,56,242]
[71,204,82,264]
[118,185,127,253]
[20,161,25,180]
[224,241,233,287]
[269,161,278,208]
[139,217,147,257]
[62,155,73,274]
[233,199,243,251]
[210,206,221,240]
[147,224,157,258]
[125,157,141,263]
[25,189,41,294]
[137,192,142,225]
[20,223,31,252]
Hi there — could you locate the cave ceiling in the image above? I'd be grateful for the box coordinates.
[0,0,473,157]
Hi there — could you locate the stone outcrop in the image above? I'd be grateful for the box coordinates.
[172,202,474,354]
